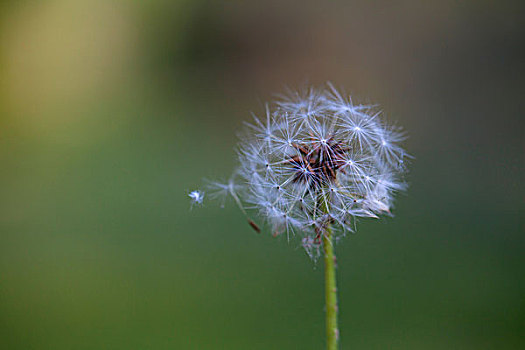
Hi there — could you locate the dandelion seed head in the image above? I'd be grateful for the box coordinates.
[197,84,409,259]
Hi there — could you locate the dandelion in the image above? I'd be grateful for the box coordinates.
[192,84,409,350]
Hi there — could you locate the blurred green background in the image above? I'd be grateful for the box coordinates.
[0,1,523,349]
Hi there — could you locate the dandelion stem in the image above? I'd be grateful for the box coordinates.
[321,195,339,350]
[323,225,338,349]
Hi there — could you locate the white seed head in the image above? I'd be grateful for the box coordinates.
[201,85,409,259]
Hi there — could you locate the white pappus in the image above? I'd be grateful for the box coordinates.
[188,190,204,208]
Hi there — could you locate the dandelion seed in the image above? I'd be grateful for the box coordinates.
[188,190,204,207]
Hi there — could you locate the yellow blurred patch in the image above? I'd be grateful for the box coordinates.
[1,0,136,121]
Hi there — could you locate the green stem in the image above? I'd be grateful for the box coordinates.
[323,224,339,350]
[319,192,339,350]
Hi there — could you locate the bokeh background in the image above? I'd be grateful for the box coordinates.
[1,1,524,349]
